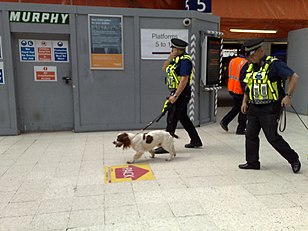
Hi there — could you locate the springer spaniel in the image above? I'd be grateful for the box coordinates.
[113,130,178,164]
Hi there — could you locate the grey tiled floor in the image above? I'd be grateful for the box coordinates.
[0,107,307,231]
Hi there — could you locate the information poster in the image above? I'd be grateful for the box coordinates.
[36,40,52,61]
[0,36,2,59]
[34,66,57,81]
[52,40,69,62]
[0,62,4,84]
[89,15,123,69]
[19,39,36,61]
[141,29,189,60]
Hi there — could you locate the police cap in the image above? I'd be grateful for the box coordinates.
[243,38,264,52]
[171,38,188,49]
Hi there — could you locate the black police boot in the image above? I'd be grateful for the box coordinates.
[220,121,228,132]
[291,159,301,173]
[238,162,260,170]
[154,147,169,154]
[184,142,202,148]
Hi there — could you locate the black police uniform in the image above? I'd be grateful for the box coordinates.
[168,38,202,147]
[156,38,202,154]
[239,39,300,172]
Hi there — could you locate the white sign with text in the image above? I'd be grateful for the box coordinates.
[141,29,189,60]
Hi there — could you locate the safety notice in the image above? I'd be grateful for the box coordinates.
[34,66,57,81]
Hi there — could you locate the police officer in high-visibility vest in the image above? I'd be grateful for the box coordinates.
[239,38,301,173]
[220,49,248,135]
[155,38,202,154]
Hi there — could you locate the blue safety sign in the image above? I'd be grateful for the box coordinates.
[54,47,68,61]
[53,41,69,62]
[20,40,36,61]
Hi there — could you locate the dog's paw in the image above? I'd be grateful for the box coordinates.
[127,160,134,164]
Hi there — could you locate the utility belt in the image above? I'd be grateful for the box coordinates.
[169,88,191,99]
[249,99,274,105]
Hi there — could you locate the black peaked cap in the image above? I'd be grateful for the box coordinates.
[243,38,264,52]
[171,38,188,49]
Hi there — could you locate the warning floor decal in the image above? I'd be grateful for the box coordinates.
[104,164,155,183]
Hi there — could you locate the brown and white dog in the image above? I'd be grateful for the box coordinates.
[113,130,178,164]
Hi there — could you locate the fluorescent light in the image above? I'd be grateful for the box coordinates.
[230,29,277,34]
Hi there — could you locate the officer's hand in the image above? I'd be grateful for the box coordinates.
[168,95,177,104]
[169,49,177,60]
[281,96,292,107]
[241,103,248,114]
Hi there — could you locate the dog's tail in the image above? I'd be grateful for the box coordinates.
[169,132,179,139]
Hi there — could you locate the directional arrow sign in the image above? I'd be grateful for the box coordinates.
[104,164,155,183]
[115,165,149,180]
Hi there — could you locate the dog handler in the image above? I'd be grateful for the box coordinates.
[239,38,301,173]
[155,38,202,154]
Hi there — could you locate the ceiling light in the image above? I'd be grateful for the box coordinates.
[230,29,277,34]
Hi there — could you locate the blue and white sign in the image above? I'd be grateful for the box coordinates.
[185,0,212,13]
[19,39,36,61]
[0,62,4,84]
[53,40,69,62]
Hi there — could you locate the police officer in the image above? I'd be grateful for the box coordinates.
[155,38,202,154]
[239,38,301,173]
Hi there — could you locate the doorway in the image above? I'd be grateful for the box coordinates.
[12,33,74,133]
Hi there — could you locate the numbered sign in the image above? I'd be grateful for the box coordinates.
[185,0,212,13]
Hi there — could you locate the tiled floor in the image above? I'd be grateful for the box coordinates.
[0,107,307,231]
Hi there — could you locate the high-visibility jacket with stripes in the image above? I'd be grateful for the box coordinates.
[244,56,280,104]
[165,54,192,90]
[227,57,248,94]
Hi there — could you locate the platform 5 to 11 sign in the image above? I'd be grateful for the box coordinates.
[141,29,188,60]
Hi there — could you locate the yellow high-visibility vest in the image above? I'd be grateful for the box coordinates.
[165,54,192,90]
[244,56,280,104]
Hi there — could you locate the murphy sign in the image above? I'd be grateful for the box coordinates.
[9,11,69,24]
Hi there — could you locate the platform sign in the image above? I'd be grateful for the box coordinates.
[185,0,212,13]
[0,62,4,84]
[19,39,36,61]
[34,66,57,81]
[53,40,69,62]
[141,29,188,60]
[36,40,52,61]
[104,164,155,183]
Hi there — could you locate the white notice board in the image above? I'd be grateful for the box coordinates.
[141,29,189,60]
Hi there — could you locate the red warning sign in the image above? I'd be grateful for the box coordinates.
[36,40,52,61]
[34,66,57,81]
